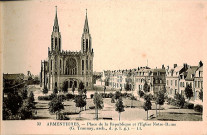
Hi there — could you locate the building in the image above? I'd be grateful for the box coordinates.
[194,62,203,100]
[134,67,152,92]
[151,68,166,96]
[166,61,203,102]
[40,8,94,91]
[3,73,26,97]
[166,64,188,97]
[103,66,166,96]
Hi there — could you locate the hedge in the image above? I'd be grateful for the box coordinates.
[183,102,194,109]
[194,104,203,113]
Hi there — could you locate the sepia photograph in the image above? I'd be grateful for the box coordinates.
[1,0,207,134]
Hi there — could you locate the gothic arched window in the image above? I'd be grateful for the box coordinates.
[65,58,77,75]
[55,38,57,49]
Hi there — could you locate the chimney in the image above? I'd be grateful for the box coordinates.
[183,63,188,69]
[174,64,177,68]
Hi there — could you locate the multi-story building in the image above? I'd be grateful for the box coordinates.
[108,70,127,90]
[105,66,166,96]
[134,67,152,92]
[40,8,94,90]
[194,64,203,100]
[166,61,203,101]
[152,68,166,96]
[166,64,188,97]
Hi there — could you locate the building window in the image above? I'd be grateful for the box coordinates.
[51,60,52,70]
[171,80,173,86]
[86,39,88,52]
[167,80,169,86]
[175,80,177,86]
[51,38,53,49]
[198,81,200,88]
[90,60,92,70]
[201,81,203,88]
[55,38,57,49]
[195,81,197,88]
[86,60,88,70]
[83,39,85,52]
[82,60,84,70]
[60,59,61,73]
[59,38,61,51]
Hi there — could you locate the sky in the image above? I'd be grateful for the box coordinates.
[2,0,207,75]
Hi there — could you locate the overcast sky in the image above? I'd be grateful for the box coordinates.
[2,0,207,75]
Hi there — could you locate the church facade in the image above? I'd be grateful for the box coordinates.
[40,8,94,91]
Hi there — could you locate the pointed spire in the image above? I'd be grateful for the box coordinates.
[83,9,89,33]
[53,6,59,32]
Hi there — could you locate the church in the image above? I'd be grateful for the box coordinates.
[40,7,94,91]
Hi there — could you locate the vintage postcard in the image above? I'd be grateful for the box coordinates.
[1,0,207,134]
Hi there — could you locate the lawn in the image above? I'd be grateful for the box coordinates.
[151,111,202,121]
[30,85,203,121]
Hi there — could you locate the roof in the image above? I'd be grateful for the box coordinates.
[3,73,25,80]
[152,68,166,73]
[185,66,198,81]
[197,66,203,72]
[174,66,183,72]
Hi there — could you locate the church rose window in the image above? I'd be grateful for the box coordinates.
[66,58,77,75]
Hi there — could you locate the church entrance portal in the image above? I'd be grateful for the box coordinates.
[65,79,79,88]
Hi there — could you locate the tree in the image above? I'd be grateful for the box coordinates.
[28,91,35,106]
[199,89,203,102]
[83,89,87,110]
[53,87,58,94]
[78,82,85,95]
[175,93,185,109]
[43,86,48,95]
[143,94,152,120]
[93,92,104,120]
[72,84,75,94]
[74,95,86,118]
[138,90,144,100]
[104,86,106,94]
[21,88,28,100]
[184,84,193,101]
[143,81,150,93]
[156,91,165,116]
[125,82,131,91]
[19,99,35,120]
[115,97,125,121]
[114,91,122,101]
[4,92,23,115]
[62,81,68,93]
[48,97,64,119]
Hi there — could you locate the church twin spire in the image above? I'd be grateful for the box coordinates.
[84,9,89,33]
[53,7,89,33]
[53,6,59,32]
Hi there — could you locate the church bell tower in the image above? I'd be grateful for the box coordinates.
[81,9,92,53]
[51,6,61,53]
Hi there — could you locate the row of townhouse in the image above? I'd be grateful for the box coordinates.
[103,66,166,96]
[166,61,203,101]
[102,61,203,101]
